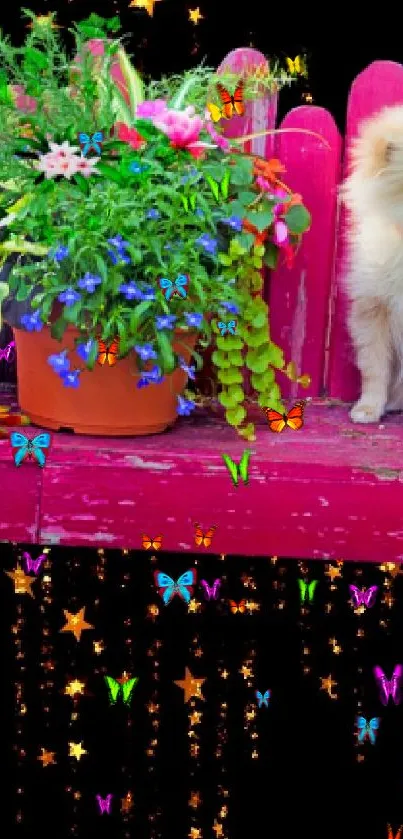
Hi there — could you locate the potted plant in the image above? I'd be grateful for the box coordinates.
[0,11,311,439]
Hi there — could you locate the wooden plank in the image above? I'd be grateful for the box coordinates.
[327,61,403,400]
[268,106,342,399]
[0,400,397,562]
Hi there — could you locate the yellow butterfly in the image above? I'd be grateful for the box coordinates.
[286,55,306,77]
[206,81,244,124]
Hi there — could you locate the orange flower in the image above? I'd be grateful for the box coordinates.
[242,218,269,246]
[253,157,286,185]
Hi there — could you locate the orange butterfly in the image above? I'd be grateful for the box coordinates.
[388,827,403,839]
[194,523,216,548]
[97,338,119,366]
[142,535,163,551]
[207,80,244,123]
[229,600,246,614]
[263,401,305,433]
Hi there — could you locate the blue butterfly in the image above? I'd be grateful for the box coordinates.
[159,274,188,301]
[356,715,380,744]
[154,569,197,605]
[255,689,271,708]
[218,320,237,336]
[10,431,51,467]
[78,131,104,156]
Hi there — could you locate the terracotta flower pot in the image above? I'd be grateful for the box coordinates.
[13,325,196,436]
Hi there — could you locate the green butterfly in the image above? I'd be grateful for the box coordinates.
[222,449,251,487]
[205,170,230,202]
[104,675,139,705]
[298,579,318,604]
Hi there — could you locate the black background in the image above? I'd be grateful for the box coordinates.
[3,547,403,837]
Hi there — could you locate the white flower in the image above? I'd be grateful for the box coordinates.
[74,155,100,177]
[47,140,80,158]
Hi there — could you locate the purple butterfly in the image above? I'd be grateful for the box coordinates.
[23,551,46,574]
[349,584,378,608]
[0,340,15,362]
[373,664,403,706]
[200,578,221,600]
[96,794,113,815]
[137,365,165,389]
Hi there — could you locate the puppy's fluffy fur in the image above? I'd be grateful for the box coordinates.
[342,105,403,423]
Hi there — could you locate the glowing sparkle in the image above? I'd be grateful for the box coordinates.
[325,564,342,581]
[65,679,85,697]
[320,674,338,699]
[38,748,56,766]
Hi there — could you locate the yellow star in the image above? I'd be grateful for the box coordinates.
[188,7,204,24]
[38,748,56,767]
[325,565,342,581]
[129,0,161,16]
[5,564,36,597]
[188,598,200,613]
[68,741,87,761]
[320,674,338,699]
[65,679,86,697]
[190,710,202,726]
[213,822,224,837]
[240,665,252,679]
[60,608,94,642]
[174,667,206,703]
[189,828,201,839]
[93,640,104,655]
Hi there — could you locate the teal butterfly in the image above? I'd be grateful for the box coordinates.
[78,131,104,156]
[222,449,251,487]
[255,689,271,708]
[298,579,318,604]
[104,675,139,706]
[356,715,380,744]
[218,320,237,336]
[10,431,51,467]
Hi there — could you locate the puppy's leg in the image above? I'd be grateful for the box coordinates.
[349,297,391,423]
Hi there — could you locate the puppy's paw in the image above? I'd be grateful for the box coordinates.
[350,401,384,424]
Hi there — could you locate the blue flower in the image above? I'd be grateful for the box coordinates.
[141,284,156,301]
[76,339,96,363]
[137,365,165,388]
[108,249,131,266]
[220,301,240,315]
[129,160,148,174]
[179,357,196,380]
[220,215,243,232]
[194,208,204,217]
[146,208,160,220]
[184,312,203,329]
[155,314,177,331]
[48,350,70,374]
[196,234,217,255]
[60,369,81,388]
[77,273,102,294]
[135,343,157,362]
[58,288,81,306]
[119,281,144,301]
[176,395,196,416]
[20,310,43,332]
[107,235,130,251]
[50,244,69,262]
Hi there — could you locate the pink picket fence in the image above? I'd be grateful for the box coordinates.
[215,52,403,402]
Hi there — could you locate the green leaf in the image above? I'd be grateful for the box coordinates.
[189,193,197,211]
[216,334,243,351]
[50,316,67,342]
[221,169,230,199]
[230,156,253,186]
[225,404,246,427]
[245,209,273,232]
[63,301,81,324]
[218,254,233,267]
[72,174,90,196]
[96,163,123,185]
[251,310,267,329]
[251,369,275,391]
[134,119,161,141]
[263,244,279,269]
[217,368,243,385]
[156,331,175,373]
[129,300,153,334]
[218,390,237,409]
[211,350,231,369]
[24,47,48,72]
[245,327,269,348]
[227,350,243,367]
[285,204,311,234]
[15,280,28,302]
[227,384,245,403]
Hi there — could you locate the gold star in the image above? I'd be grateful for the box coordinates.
[190,710,201,726]
[320,674,338,699]
[240,665,252,679]
[189,790,201,808]
[60,608,93,642]
[65,679,85,697]
[380,562,403,577]
[213,821,224,837]
[38,748,56,766]
[5,564,37,597]
[93,640,104,655]
[188,598,200,613]
[325,565,342,581]
[129,0,161,16]
[174,668,206,703]
[68,741,87,761]
[188,7,204,24]
[189,828,201,839]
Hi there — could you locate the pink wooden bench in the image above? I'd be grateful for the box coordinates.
[2,55,403,562]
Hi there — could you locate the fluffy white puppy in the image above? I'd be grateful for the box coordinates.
[342,105,403,422]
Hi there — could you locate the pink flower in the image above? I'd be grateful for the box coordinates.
[74,156,100,177]
[35,141,99,180]
[136,99,168,119]
[152,105,209,159]
[204,119,230,152]
[11,85,37,114]
[115,122,144,150]
[273,219,289,246]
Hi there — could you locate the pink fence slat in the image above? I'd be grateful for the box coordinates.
[327,61,403,400]
[216,48,278,157]
[267,106,342,399]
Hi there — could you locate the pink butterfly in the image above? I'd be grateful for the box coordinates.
[200,578,221,600]
[373,664,403,706]
[0,341,15,362]
[96,794,113,814]
[349,584,378,608]
[23,551,46,574]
